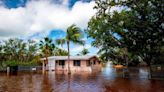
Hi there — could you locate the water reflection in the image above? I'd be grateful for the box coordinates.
[0,62,164,92]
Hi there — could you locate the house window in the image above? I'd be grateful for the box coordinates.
[93,60,96,65]
[98,61,101,64]
[59,60,65,66]
[74,60,81,66]
[86,60,91,66]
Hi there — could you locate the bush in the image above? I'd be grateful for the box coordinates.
[2,60,38,67]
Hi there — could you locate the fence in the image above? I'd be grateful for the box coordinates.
[0,66,42,72]
[17,66,42,71]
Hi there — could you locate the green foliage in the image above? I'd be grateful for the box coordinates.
[87,0,164,65]
[78,48,89,55]
[53,48,69,56]
[56,24,85,55]
[0,37,70,69]
[1,60,38,67]
[39,37,70,56]
[39,37,56,57]
[151,46,164,65]
[0,38,39,62]
[56,24,85,73]
[99,47,128,64]
[0,36,70,70]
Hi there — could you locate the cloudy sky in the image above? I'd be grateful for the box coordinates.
[0,0,98,55]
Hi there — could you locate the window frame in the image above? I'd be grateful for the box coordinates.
[73,60,81,66]
[86,60,91,66]
[93,60,96,65]
[58,60,65,66]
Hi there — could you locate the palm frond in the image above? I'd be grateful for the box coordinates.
[56,38,66,46]
[72,39,85,45]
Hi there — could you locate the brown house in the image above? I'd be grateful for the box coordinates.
[42,55,101,72]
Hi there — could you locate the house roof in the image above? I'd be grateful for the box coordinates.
[41,55,99,61]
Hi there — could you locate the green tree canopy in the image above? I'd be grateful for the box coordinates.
[39,37,55,63]
[0,38,39,63]
[87,0,164,65]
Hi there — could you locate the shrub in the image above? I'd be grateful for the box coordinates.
[2,60,38,67]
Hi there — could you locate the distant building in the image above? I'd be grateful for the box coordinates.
[41,55,101,72]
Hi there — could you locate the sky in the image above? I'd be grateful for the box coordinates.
[0,0,99,55]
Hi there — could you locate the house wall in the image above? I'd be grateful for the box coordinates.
[55,57,101,72]
[47,58,55,71]
[55,60,92,72]
[90,57,102,71]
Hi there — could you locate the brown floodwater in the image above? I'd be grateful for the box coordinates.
[0,62,164,92]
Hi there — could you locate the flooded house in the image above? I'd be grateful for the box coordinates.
[42,55,101,72]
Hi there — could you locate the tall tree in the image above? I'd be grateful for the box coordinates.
[26,40,38,62]
[56,24,84,74]
[87,0,164,65]
[39,37,55,64]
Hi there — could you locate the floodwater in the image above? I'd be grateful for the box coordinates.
[0,63,164,92]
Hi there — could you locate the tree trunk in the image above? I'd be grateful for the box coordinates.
[42,60,45,74]
[45,55,48,65]
[67,41,71,74]
[144,55,152,79]
[124,48,129,67]
[45,49,48,71]
[144,55,151,67]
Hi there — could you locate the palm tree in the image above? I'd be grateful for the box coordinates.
[56,24,84,74]
[53,48,69,56]
[80,48,89,55]
[26,40,38,62]
[39,37,55,66]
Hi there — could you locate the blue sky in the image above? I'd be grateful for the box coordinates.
[1,0,92,8]
[0,0,98,55]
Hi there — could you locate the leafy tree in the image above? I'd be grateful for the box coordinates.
[26,40,38,62]
[56,24,84,74]
[0,38,40,62]
[0,43,2,53]
[87,0,164,66]
[0,43,3,66]
[2,38,26,61]
[0,43,3,57]
[151,46,164,64]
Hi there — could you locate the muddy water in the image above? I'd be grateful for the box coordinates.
[0,63,164,92]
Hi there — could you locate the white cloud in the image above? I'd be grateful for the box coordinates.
[70,44,99,55]
[71,44,91,52]
[0,0,96,39]
[62,0,69,6]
